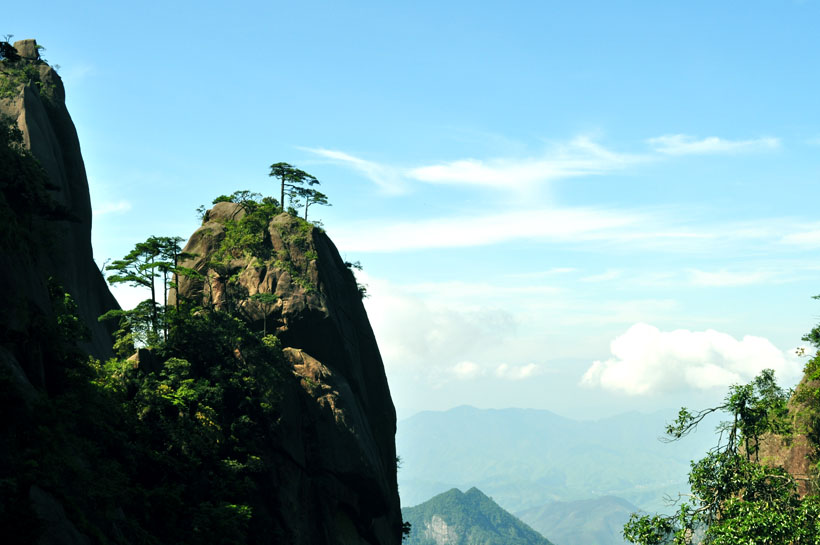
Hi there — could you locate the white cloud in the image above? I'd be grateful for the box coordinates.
[359,272,518,373]
[403,280,561,301]
[781,225,820,247]
[333,206,653,252]
[440,362,543,383]
[332,204,815,254]
[580,269,622,283]
[306,132,781,198]
[452,361,483,379]
[306,136,643,194]
[647,134,780,155]
[93,200,132,216]
[408,136,643,190]
[688,269,775,287]
[581,323,802,395]
[300,147,407,194]
[505,268,577,279]
[495,363,541,380]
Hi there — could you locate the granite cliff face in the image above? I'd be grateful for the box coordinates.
[175,202,402,544]
[758,374,820,497]
[0,39,118,392]
[1,40,401,544]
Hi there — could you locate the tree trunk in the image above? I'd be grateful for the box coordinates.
[149,256,157,334]
[173,251,179,312]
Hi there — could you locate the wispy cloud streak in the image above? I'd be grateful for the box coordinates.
[408,136,645,189]
[333,207,651,252]
[300,147,407,194]
[305,136,645,192]
[648,134,780,155]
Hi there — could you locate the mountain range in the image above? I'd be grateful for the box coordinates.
[397,405,717,513]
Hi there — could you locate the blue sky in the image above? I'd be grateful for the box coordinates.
[9,1,820,418]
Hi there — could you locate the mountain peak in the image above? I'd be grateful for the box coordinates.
[402,487,554,545]
[12,39,41,60]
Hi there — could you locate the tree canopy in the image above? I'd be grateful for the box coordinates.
[268,162,323,218]
[623,365,820,544]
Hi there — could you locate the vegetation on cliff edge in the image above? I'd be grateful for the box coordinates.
[623,315,820,544]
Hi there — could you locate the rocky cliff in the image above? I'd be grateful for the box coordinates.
[758,373,820,497]
[0,39,401,545]
[0,39,118,392]
[174,202,402,544]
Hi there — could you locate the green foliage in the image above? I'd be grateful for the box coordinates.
[209,194,279,265]
[47,277,90,346]
[3,282,291,544]
[292,185,330,221]
[103,236,193,347]
[402,520,412,541]
[0,37,20,62]
[0,40,55,100]
[268,162,327,220]
[249,293,279,335]
[623,370,817,545]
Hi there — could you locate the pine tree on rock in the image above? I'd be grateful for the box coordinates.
[268,162,319,213]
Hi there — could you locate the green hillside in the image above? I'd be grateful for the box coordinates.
[402,487,554,545]
[517,496,638,545]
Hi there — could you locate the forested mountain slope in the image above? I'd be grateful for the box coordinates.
[402,487,554,545]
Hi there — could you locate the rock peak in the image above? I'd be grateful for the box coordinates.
[12,38,40,60]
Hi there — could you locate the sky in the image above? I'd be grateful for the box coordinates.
[8,1,820,420]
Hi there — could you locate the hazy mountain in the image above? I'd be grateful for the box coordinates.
[402,487,554,545]
[517,496,639,545]
[397,406,716,513]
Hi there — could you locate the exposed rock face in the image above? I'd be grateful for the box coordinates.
[175,203,402,544]
[0,39,119,389]
[0,39,119,545]
[758,375,820,497]
[426,515,459,545]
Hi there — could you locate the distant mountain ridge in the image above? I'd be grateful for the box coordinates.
[517,496,638,545]
[402,487,554,545]
[397,405,716,512]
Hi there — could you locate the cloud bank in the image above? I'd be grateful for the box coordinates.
[581,323,802,395]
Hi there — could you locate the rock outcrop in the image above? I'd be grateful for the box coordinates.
[0,38,120,545]
[0,39,119,389]
[175,202,402,544]
[758,374,820,497]
[1,39,401,545]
